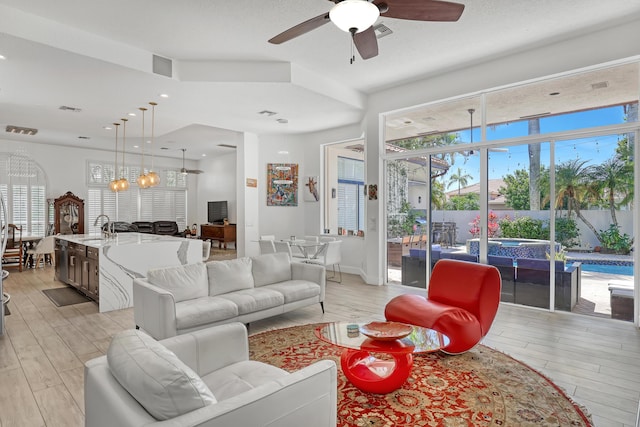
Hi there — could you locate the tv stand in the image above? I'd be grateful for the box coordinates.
[201,224,236,249]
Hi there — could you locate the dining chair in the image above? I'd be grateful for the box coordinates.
[319,236,336,243]
[273,240,293,259]
[305,240,342,283]
[202,240,211,262]
[304,235,319,242]
[26,235,56,268]
[3,224,23,272]
[260,235,275,241]
[259,239,276,255]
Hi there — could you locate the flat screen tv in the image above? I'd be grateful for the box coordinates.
[208,201,228,224]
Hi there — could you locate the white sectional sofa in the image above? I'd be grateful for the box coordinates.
[133,253,326,340]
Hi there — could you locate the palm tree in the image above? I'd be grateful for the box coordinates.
[589,157,633,226]
[447,167,473,195]
[552,159,601,239]
[430,178,446,209]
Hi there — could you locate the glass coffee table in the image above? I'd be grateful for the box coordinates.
[315,321,449,394]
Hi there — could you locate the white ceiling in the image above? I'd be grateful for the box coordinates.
[1,0,640,160]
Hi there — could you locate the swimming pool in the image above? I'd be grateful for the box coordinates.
[580,263,634,276]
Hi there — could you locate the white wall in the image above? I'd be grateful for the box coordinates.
[196,150,237,225]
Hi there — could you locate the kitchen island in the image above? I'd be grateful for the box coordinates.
[55,233,203,313]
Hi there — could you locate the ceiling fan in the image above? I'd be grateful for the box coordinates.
[268,0,465,60]
[179,149,204,175]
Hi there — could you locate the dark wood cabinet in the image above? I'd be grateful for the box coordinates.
[59,241,99,302]
[54,192,85,235]
[201,224,236,249]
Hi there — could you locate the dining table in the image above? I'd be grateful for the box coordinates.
[21,233,44,268]
[287,239,326,260]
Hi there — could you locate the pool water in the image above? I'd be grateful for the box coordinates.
[580,263,634,276]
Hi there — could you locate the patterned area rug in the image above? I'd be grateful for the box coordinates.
[248,323,593,427]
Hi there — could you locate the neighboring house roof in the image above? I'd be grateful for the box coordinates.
[445,179,506,200]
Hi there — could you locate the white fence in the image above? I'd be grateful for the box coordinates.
[428,209,634,248]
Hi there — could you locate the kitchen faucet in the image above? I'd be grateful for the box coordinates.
[93,214,112,238]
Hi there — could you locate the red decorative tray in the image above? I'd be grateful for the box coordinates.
[359,321,413,341]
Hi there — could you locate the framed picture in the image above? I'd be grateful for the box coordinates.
[303,176,319,202]
[267,163,298,206]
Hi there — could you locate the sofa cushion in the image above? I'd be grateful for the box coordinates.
[201,360,287,401]
[252,253,292,287]
[107,329,216,421]
[175,297,239,330]
[263,280,321,304]
[147,263,208,303]
[207,257,255,296]
[217,288,285,315]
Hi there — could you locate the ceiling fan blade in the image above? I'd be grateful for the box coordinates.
[353,27,378,60]
[375,0,465,22]
[269,12,331,44]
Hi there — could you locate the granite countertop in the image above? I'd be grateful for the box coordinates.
[55,232,189,248]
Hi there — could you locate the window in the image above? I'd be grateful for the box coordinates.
[87,161,187,233]
[0,153,47,235]
[337,156,365,231]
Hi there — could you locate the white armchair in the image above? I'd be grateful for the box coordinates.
[85,323,337,427]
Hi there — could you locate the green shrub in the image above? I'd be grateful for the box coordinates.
[499,216,549,240]
[598,224,633,254]
[554,217,580,248]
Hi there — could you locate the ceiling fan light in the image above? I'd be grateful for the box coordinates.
[330,0,379,33]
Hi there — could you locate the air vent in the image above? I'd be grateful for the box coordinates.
[591,81,609,90]
[217,144,237,149]
[78,136,90,140]
[59,105,82,112]
[374,23,393,39]
[6,125,38,135]
[152,54,173,78]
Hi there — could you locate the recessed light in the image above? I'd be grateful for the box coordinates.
[103,126,112,130]
[128,112,136,117]
[549,92,560,96]
[133,145,140,148]
[201,154,206,157]
[159,93,169,98]
[277,118,288,124]
[259,110,277,116]
[78,136,90,140]
[0,54,6,60]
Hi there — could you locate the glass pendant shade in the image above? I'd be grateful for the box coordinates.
[329,0,379,33]
[137,173,149,188]
[110,122,121,192]
[146,171,160,186]
[148,102,160,187]
[119,118,129,191]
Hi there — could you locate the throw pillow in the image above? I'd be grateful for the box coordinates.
[252,252,291,286]
[207,257,254,296]
[107,330,216,420]
[147,263,208,302]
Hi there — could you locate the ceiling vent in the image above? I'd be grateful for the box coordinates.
[374,23,393,39]
[59,105,82,112]
[6,125,38,135]
[217,144,237,149]
[153,54,173,78]
[591,81,609,90]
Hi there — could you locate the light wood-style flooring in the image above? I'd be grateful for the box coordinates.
[1,264,639,427]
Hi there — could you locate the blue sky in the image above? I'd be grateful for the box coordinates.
[442,105,628,186]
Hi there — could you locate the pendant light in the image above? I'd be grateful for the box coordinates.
[117,118,130,191]
[109,122,121,192]
[136,106,150,188]
[146,102,160,187]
